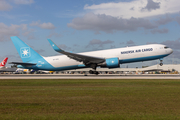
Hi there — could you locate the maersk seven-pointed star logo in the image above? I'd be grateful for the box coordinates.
[20,47,31,58]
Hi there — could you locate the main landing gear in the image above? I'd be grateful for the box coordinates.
[88,63,99,75]
[159,58,163,66]
[89,70,99,75]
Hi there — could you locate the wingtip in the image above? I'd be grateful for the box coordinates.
[10,36,18,38]
[47,39,51,41]
[10,36,19,41]
[47,39,64,53]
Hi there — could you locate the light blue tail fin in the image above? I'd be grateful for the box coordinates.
[11,36,42,63]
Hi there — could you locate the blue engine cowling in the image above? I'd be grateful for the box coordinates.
[105,57,120,68]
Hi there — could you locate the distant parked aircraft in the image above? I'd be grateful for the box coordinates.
[0,57,8,70]
[10,36,173,74]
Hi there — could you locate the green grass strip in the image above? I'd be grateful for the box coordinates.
[0,79,180,120]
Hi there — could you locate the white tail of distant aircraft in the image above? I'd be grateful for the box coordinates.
[10,36,173,74]
[0,57,8,69]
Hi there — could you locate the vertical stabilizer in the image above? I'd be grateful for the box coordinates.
[0,57,8,67]
[11,36,42,63]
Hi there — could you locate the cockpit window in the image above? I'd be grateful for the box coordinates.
[164,46,169,49]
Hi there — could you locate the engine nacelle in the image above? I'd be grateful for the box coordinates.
[100,57,120,68]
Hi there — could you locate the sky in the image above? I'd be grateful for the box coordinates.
[0,0,180,68]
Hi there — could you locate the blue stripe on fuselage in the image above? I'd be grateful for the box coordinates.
[119,54,169,64]
[22,64,87,71]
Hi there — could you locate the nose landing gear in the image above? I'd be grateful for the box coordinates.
[160,62,163,66]
[159,58,163,66]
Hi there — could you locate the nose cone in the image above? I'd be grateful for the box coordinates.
[168,48,173,54]
[170,48,173,54]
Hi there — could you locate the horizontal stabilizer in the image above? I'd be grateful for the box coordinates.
[9,62,36,66]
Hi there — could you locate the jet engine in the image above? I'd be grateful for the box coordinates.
[99,57,120,68]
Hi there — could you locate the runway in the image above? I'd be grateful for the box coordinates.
[1,74,180,79]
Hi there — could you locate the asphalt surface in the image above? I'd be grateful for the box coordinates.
[0,74,180,79]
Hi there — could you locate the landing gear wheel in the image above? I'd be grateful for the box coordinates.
[89,70,99,75]
[95,71,99,75]
[159,59,163,66]
[89,70,93,74]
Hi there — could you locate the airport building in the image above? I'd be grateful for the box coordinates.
[57,64,180,74]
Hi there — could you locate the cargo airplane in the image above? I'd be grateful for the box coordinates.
[10,36,173,74]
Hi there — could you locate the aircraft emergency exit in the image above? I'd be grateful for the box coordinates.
[10,36,173,74]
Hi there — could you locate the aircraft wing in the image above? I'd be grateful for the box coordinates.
[47,39,105,65]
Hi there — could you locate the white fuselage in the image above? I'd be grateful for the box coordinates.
[42,44,172,69]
